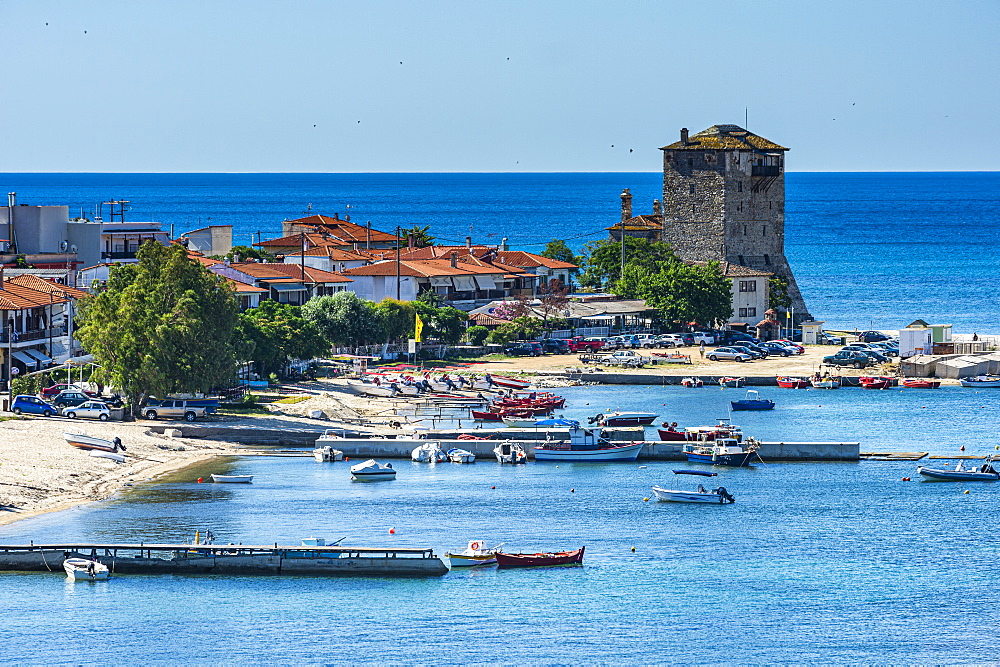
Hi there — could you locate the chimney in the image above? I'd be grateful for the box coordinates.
[652,199,661,216]
[500,237,508,251]
[680,128,689,144]
[450,252,458,268]
[0,265,4,289]
[620,188,633,223]
[233,252,240,263]
[333,213,339,220]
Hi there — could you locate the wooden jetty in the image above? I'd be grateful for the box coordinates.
[860,452,929,461]
[0,543,449,577]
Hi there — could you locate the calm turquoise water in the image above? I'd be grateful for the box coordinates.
[2,384,1000,663]
[3,171,1000,331]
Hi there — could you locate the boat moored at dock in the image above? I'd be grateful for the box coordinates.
[960,375,1000,388]
[446,540,501,567]
[730,390,775,411]
[63,557,110,581]
[683,436,760,467]
[533,427,643,461]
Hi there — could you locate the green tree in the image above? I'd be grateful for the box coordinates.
[212,245,274,263]
[615,261,733,327]
[413,302,468,344]
[75,242,240,416]
[416,288,442,307]
[465,325,490,346]
[402,225,435,248]
[239,300,327,377]
[768,275,791,311]
[579,237,677,289]
[374,298,416,342]
[302,292,385,347]
[540,240,582,273]
[486,316,543,345]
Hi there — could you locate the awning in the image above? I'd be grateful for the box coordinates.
[12,350,38,369]
[430,277,452,287]
[579,315,613,321]
[453,276,476,291]
[24,349,53,365]
[473,275,497,290]
[270,284,307,292]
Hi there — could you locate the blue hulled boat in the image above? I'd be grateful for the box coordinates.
[730,390,775,411]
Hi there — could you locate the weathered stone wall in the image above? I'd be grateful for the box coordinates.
[660,146,809,317]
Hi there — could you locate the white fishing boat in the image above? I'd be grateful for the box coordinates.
[651,485,736,504]
[63,558,110,581]
[411,441,446,463]
[501,416,539,428]
[313,445,344,462]
[446,540,502,567]
[494,441,528,464]
[447,448,476,464]
[810,375,842,389]
[350,459,397,481]
[211,474,254,483]
[533,427,644,462]
[89,450,126,463]
[960,375,1000,388]
[64,432,125,452]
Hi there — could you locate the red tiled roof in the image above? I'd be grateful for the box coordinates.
[341,258,509,278]
[284,215,401,244]
[0,275,83,310]
[264,264,353,283]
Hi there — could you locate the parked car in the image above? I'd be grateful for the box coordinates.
[142,400,207,422]
[773,339,805,354]
[858,330,891,343]
[52,390,94,409]
[602,350,649,367]
[538,339,571,354]
[63,401,112,421]
[604,336,636,350]
[720,331,759,346]
[505,342,542,357]
[691,331,717,345]
[729,344,767,360]
[840,345,889,363]
[762,341,794,357]
[41,383,96,399]
[706,347,753,362]
[678,333,696,346]
[868,342,899,357]
[822,350,872,369]
[654,334,684,348]
[816,332,844,345]
[633,334,658,348]
[574,337,607,352]
[11,395,55,417]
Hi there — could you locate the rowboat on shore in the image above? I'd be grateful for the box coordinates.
[64,433,125,453]
[211,474,254,483]
[495,546,584,569]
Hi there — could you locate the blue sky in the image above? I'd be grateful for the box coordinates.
[1,0,997,172]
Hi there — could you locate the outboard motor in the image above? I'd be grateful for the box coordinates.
[716,487,735,503]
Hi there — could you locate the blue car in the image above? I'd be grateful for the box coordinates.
[11,395,56,417]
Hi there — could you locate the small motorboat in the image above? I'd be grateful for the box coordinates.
[730,390,775,411]
[345,379,397,397]
[917,460,999,482]
[447,448,476,464]
[673,469,718,477]
[810,375,841,389]
[63,558,110,581]
[776,376,810,389]
[64,433,125,452]
[960,375,1000,388]
[718,376,745,388]
[859,376,896,390]
[495,546,585,569]
[313,445,344,462]
[533,427,644,462]
[901,379,941,389]
[588,411,658,427]
[494,441,528,464]
[350,459,397,481]
[683,437,759,467]
[501,416,539,428]
[211,474,254,483]
[681,377,704,388]
[651,485,735,504]
[446,540,502,567]
[411,441,446,463]
[490,375,532,390]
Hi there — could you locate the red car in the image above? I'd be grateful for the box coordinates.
[41,383,97,399]
[572,336,606,352]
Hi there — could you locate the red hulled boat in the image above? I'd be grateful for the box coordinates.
[901,379,941,389]
[495,546,585,569]
[776,376,810,389]
[859,376,896,390]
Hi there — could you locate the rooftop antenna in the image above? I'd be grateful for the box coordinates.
[745,107,748,128]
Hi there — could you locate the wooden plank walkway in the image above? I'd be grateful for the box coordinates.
[860,452,928,461]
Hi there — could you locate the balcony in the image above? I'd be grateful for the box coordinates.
[0,327,67,343]
[751,165,781,177]
[101,251,138,260]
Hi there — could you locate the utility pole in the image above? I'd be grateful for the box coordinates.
[300,231,308,301]
[620,216,626,283]
[395,225,401,300]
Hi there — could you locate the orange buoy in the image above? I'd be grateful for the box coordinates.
[902,477,911,481]
[643,497,649,502]
[388,527,396,534]
[631,546,636,552]
[197,477,203,483]
[491,485,496,489]
[960,445,966,451]
[344,456,350,461]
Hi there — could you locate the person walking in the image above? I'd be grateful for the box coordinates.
[699,342,706,358]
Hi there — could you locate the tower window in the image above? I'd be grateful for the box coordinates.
[737,182,743,193]
[738,255,744,265]
[738,202,743,212]
[769,201,772,210]
[688,158,693,168]
[764,254,771,265]
[689,184,695,194]
[743,225,747,236]
[692,204,696,214]
[738,280,757,293]
[762,226,767,236]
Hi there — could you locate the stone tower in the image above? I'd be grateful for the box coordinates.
[659,125,809,318]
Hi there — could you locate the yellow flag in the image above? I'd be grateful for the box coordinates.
[414,315,424,343]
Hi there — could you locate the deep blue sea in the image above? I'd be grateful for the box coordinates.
[3,172,999,332]
[3,384,1000,663]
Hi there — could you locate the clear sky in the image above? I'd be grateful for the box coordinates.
[1,0,997,173]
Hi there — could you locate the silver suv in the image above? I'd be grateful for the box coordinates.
[143,400,207,422]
